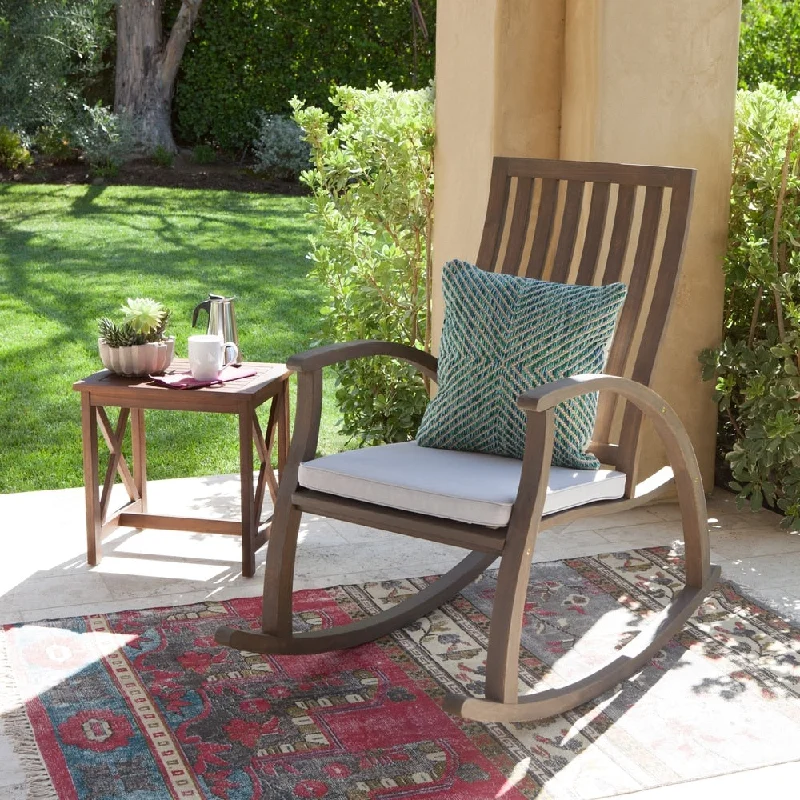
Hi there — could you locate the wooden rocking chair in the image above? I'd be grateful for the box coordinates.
[216,157,720,723]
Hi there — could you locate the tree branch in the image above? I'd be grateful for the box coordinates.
[160,0,203,97]
[771,123,797,343]
[748,290,761,348]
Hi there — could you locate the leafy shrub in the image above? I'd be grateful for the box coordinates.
[293,82,434,446]
[252,113,310,180]
[0,126,33,169]
[152,144,174,168]
[171,0,435,151]
[192,144,216,164]
[700,84,800,525]
[73,104,133,174]
[739,0,800,94]
[0,0,113,134]
[32,126,75,162]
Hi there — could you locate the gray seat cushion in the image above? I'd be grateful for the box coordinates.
[298,441,626,528]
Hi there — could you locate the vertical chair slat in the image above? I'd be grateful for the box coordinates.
[575,182,611,285]
[549,180,585,283]
[471,158,695,484]
[500,177,535,275]
[605,185,664,378]
[594,185,664,445]
[603,184,637,283]
[631,179,693,385]
[617,178,693,489]
[477,165,512,270]
[524,177,559,278]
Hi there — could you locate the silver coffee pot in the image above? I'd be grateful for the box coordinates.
[192,294,240,362]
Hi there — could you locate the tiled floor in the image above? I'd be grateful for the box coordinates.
[1,475,799,798]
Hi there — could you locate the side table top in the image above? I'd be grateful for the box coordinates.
[73,360,291,411]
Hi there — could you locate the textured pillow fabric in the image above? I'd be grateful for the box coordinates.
[416,259,627,469]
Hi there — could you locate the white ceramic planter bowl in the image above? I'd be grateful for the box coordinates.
[98,337,175,377]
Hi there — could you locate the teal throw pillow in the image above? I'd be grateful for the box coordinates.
[416,260,627,469]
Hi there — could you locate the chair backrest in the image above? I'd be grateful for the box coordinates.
[475,157,696,486]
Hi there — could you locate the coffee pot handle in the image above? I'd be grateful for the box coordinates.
[191,299,211,328]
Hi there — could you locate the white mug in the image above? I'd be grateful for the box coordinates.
[188,334,239,381]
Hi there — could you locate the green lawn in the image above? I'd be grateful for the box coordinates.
[0,184,347,493]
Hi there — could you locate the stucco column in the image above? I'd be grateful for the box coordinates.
[432,0,565,350]
[431,0,498,351]
[560,0,740,486]
[432,0,740,490]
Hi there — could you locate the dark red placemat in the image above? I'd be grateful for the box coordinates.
[149,365,257,389]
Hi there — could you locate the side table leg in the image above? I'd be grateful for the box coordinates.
[131,408,147,512]
[278,376,290,480]
[81,395,102,566]
[239,408,256,578]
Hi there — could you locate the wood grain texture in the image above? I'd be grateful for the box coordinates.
[525,178,559,278]
[575,181,611,285]
[549,180,585,283]
[117,513,241,535]
[217,158,711,725]
[218,552,495,655]
[484,408,555,704]
[81,396,101,566]
[260,369,322,638]
[73,362,290,576]
[131,408,147,512]
[519,372,711,586]
[239,406,256,577]
[445,565,721,722]
[293,490,506,553]
[477,158,695,483]
[287,340,438,383]
[477,166,512,269]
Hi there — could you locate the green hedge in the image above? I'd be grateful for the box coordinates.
[171,0,435,152]
[739,0,800,93]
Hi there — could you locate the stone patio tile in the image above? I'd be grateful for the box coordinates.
[706,502,785,532]
[562,508,667,533]
[718,551,800,590]
[533,529,619,562]
[322,518,409,545]
[707,526,800,560]
[1,478,800,797]
[97,566,225,603]
[616,760,800,800]
[642,501,683,522]
[2,572,113,616]
[593,523,681,550]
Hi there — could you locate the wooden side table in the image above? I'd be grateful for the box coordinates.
[73,360,291,577]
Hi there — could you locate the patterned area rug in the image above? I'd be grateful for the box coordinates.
[2,547,799,800]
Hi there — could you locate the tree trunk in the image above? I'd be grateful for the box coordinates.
[115,0,203,153]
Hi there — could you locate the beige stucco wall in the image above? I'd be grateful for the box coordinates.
[431,1,497,346]
[493,0,565,160]
[432,0,740,489]
[432,0,565,348]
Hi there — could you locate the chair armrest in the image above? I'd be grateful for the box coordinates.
[287,340,438,382]
[518,373,668,417]
[517,372,697,497]
[516,372,710,587]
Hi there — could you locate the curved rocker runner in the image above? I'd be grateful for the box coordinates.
[215,157,719,724]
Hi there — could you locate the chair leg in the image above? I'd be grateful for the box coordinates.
[481,524,539,705]
[260,502,303,639]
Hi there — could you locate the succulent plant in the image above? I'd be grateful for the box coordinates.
[98,298,171,348]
